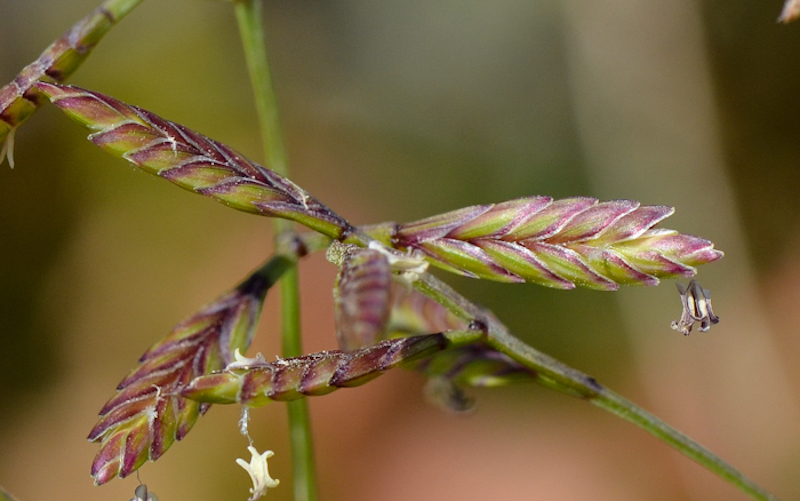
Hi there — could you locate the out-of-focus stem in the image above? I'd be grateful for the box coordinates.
[233,2,318,501]
[233,0,288,179]
[0,486,19,501]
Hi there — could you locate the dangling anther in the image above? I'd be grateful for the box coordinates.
[671,279,719,335]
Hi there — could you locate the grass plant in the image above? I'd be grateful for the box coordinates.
[0,2,791,501]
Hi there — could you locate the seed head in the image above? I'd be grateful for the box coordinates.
[88,270,269,485]
[182,334,450,406]
[36,82,349,238]
[371,196,723,290]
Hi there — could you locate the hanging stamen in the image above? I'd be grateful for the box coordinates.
[130,473,158,501]
[671,279,719,335]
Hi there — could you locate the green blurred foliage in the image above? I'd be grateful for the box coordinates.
[702,0,800,269]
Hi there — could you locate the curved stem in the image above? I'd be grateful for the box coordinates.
[233,2,318,500]
[229,4,777,498]
[592,390,779,501]
[413,272,781,501]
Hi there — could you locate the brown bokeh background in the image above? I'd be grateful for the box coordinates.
[2,1,800,500]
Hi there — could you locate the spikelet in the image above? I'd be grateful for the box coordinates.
[368,196,723,290]
[386,285,466,336]
[88,269,271,485]
[0,0,143,167]
[416,343,535,388]
[181,334,449,406]
[334,247,393,352]
[36,82,350,238]
[386,288,533,390]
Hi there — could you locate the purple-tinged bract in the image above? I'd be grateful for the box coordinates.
[36,82,350,238]
[371,197,723,290]
[88,270,269,485]
[334,248,393,352]
[182,335,450,407]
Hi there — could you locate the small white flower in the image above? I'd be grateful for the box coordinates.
[368,240,429,284]
[228,348,267,369]
[236,446,280,500]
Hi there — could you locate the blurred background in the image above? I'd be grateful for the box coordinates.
[1,0,800,499]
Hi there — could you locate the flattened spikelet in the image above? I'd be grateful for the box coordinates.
[37,82,350,238]
[370,197,723,290]
[88,270,269,485]
[182,334,450,406]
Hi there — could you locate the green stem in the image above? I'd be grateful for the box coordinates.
[233,2,318,501]
[100,0,144,18]
[229,4,776,498]
[1,0,145,146]
[233,0,288,179]
[412,272,781,501]
[592,391,779,501]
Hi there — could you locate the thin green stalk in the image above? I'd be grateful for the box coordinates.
[233,0,288,179]
[412,272,781,501]
[101,0,144,18]
[1,0,146,150]
[233,2,318,501]
[592,391,779,501]
[229,4,775,498]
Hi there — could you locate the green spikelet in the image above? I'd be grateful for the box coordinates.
[36,82,351,238]
[385,285,466,336]
[366,196,723,290]
[182,334,451,406]
[87,264,277,485]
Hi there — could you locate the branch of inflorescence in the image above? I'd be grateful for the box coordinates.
[328,227,779,501]
[6,1,780,498]
[413,266,780,501]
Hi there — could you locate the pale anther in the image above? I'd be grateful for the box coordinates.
[670,279,719,335]
[236,446,280,501]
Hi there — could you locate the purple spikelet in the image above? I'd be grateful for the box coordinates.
[182,334,449,406]
[36,82,350,238]
[88,271,269,485]
[369,196,723,290]
[334,247,393,352]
